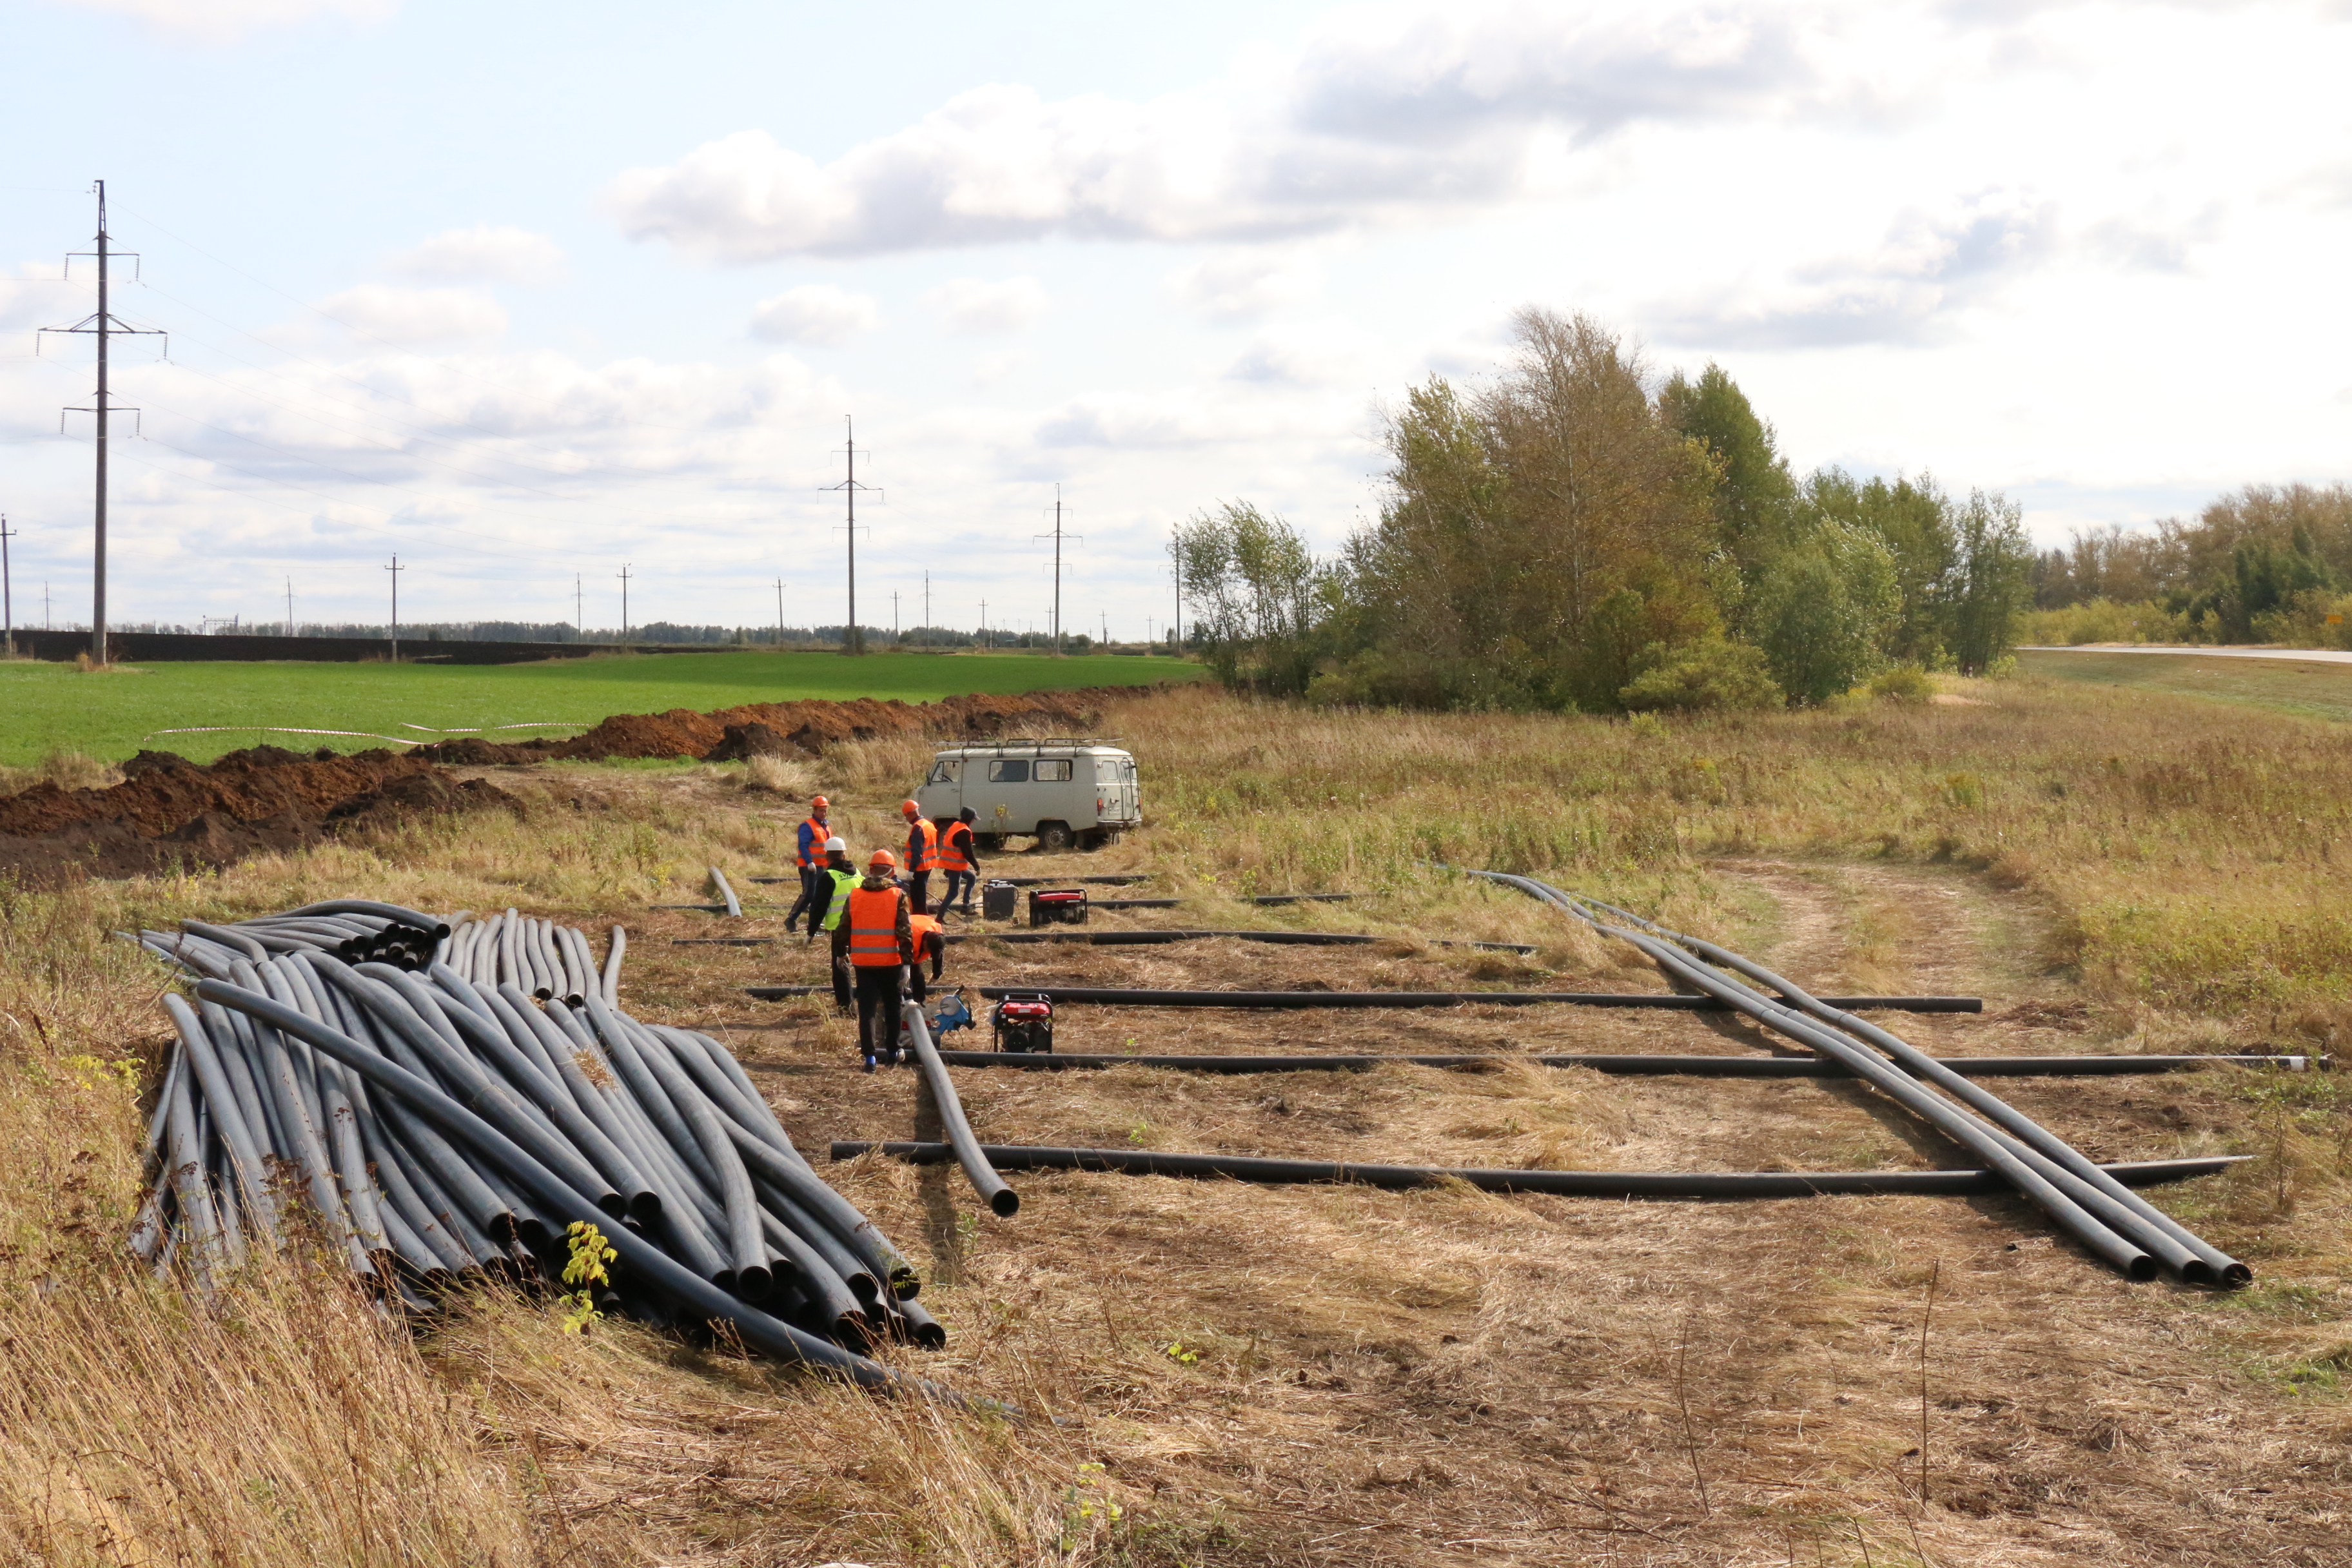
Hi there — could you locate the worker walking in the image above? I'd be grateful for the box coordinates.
[900,799,941,915]
[798,836,858,1008]
[783,796,834,934]
[833,849,915,1072]
[936,807,982,917]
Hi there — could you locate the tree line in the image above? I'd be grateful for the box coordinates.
[2029,484,2352,647]
[1176,308,2034,712]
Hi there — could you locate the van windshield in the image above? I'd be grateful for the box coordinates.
[925,760,961,785]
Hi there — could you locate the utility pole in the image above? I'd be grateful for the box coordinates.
[574,573,583,640]
[284,576,294,638]
[774,577,785,649]
[1,516,15,658]
[44,581,53,631]
[819,416,881,655]
[921,572,931,646]
[1101,610,1108,647]
[980,598,988,650]
[1170,523,1182,653]
[1034,485,1082,656]
[891,589,899,642]
[41,182,164,667]
[385,555,404,662]
[617,564,632,643]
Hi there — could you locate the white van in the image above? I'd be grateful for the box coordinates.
[915,740,1141,852]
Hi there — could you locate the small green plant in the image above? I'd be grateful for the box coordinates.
[1942,772,1984,808]
[560,1220,616,1334]
[1162,1339,1200,1366]
[1057,1462,1124,1554]
[1868,664,1935,704]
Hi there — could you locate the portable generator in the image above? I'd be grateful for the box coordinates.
[1028,888,1088,927]
[990,992,1055,1054]
[980,879,1019,921]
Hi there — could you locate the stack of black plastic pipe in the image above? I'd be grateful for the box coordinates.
[124,899,943,1387]
[1473,872,2252,1287]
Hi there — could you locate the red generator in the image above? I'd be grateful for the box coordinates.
[1028,888,1088,927]
[991,992,1055,1054]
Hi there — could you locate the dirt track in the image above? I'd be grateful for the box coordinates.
[605,852,2346,1567]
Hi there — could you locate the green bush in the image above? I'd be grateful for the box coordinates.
[1619,639,1783,712]
[1866,664,1934,704]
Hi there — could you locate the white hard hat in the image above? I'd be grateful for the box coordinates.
[824,836,847,852]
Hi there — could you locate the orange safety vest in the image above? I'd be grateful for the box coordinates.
[936,820,972,874]
[798,816,830,869]
[908,913,942,950]
[906,816,940,872]
[845,885,908,966]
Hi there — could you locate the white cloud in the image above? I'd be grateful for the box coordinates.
[749,284,880,345]
[59,0,396,43]
[1651,190,2057,349]
[604,3,1879,260]
[1222,321,1380,386]
[923,275,1050,333]
[1167,249,1324,320]
[311,284,507,344]
[389,225,567,286]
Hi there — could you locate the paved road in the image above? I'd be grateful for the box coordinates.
[2020,644,2352,666]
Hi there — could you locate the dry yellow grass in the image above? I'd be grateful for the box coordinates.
[1,678,2348,1565]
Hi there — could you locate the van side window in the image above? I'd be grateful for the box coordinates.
[1034,758,1072,781]
[987,760,1030,783]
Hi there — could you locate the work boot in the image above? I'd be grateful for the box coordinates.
[861,1054,876,1074]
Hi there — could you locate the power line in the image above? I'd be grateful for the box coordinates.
[39,181,166,666]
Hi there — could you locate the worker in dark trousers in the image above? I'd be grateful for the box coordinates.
[936,807,982,917]
[900,799,940,914]
[833,849,915,1072]
[905,910,947,1001]
[783,795,833,934]
[798,836,858,1008]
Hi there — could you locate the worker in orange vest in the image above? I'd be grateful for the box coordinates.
[935,807,982,917]
[900,798,941,916]
[783,795,834,934]
[831,848,915,1072]
[905,910,948,999]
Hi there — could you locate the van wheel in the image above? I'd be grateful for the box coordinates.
[1035,821,1074,853]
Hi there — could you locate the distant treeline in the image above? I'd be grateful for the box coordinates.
[1177,308,2032,713]
[194,622,1124,652]
[2028,484,2352,649]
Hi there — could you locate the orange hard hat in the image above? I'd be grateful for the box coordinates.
[901,798,920,817]
[868,848,897,869]
[811,795,828,810]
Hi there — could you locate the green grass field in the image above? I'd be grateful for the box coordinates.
[2018,648,2352,725]
[0,649,1203,767]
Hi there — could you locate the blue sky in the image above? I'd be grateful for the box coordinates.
[3,0,2349,638]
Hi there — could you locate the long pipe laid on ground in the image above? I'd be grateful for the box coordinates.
[833,1141,2242,1199]
[899,1001,1018,1217]
[1475,871,2239,1284]
[975,930,1538,952]
[929,1050,2316,1077]
[966,985,1983,1013]
[1536,881,2257,1287]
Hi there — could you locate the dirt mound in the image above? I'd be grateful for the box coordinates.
[412,683,1146,766]
[0,749,517,887]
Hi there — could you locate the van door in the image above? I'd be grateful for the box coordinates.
[917,755,964,822]
[1092,752,1140,826]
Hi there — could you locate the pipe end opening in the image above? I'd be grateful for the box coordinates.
[2219,1262,2255,1288]
[988,1190,1021,1218]
[2124,1253,2159,1282]
[736,1265,773,1303]
[2180,1259,2215,1286]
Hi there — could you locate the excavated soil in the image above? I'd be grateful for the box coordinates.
[0,745,516,886]
[413,686,1130,765]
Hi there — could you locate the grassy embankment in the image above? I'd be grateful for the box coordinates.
[3,670,2351,1563]
[0,649,1202,768]
[2019,645,2352,725]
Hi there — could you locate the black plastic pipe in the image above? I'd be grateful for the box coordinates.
[928,1050,2317,1077]
[967,985,1983,1013]
[834,1141,2242,1198]
[195,979,912,1391]
[900,1001,1019,1217]
[975,930,1534,951]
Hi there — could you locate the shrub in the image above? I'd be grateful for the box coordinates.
[2021,598,2197,646]
[1619,639,1783,712]
[1866,665,1934,705]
